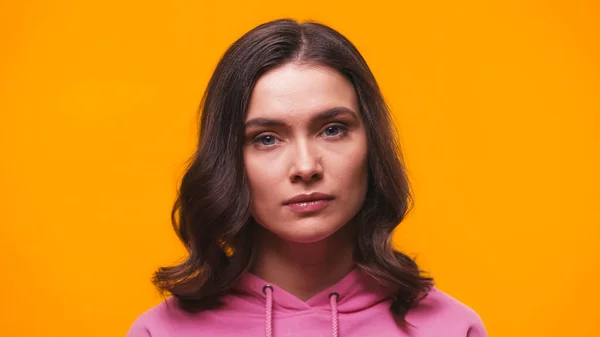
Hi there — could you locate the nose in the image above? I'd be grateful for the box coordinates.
[289,138,323,183]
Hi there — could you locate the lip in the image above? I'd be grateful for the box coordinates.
[283,192,335,213]
[282,192,335,205]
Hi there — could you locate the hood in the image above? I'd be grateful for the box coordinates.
[227,268,390,337]
[230,267,390,313]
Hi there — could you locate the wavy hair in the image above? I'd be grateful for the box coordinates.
[153,18,434,326]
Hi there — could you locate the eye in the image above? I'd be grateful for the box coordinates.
[322,124,348,138]
[251,134,280,148]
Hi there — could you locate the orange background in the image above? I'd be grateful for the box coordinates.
[1,1,599,336]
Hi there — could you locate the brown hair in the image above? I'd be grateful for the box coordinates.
[153,18,434,326]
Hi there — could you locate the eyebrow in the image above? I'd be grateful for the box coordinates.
[244,106,359,129]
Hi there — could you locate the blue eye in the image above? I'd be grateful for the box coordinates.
[252,135,277,146]
[323,124,347,137]
[257,135,276,146]
[324,126,340,136]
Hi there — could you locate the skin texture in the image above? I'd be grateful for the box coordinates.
[243,62,369,300]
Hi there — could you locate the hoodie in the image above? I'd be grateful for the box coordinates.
[126,268,487,337]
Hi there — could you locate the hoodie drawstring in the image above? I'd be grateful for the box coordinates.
[263,285,273,337]
[262,285,340,337]
[329,292,339,337]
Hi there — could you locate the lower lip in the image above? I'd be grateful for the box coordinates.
[285,199,331,213]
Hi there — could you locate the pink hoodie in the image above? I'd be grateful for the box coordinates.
[126,268,487,337]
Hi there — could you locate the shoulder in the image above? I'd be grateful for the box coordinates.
[125,297,187,337]
[407,287,487,337]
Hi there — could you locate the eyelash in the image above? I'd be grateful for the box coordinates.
[250,123,349,149]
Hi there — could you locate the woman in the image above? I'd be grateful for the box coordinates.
[126,19,487,337]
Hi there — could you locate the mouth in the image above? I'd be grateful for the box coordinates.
[282,192,335,213]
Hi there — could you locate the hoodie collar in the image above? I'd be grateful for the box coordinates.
[231,268,389,313]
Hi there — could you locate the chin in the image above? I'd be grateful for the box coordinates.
[254,215,349,245]
[283,233,332,244]
[279,223,344,244]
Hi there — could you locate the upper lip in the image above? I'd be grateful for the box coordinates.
[283,192,335,205]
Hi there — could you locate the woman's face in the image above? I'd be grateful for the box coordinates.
[243,62,368,244]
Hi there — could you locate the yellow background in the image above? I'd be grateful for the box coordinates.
[1,1,598,336]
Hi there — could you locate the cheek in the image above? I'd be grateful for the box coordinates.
[244,153,282,203]
[331,142,368,187]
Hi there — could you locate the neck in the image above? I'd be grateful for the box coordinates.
[250,223,356,301]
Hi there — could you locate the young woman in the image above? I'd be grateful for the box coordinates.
[126,19,487,337]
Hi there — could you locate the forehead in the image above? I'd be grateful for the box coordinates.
[245,63,359,121]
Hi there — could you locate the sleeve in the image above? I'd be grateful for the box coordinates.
[466,312,488,337]
[125,315,152,337]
